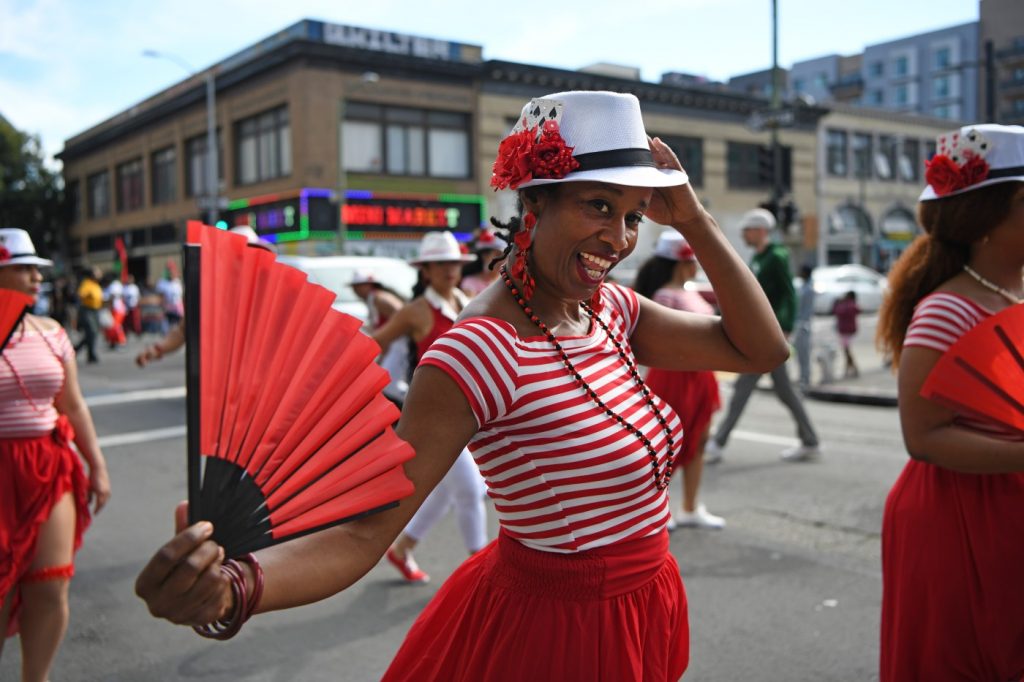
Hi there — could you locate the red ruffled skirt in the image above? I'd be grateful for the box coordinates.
[1,417,91,637]
[382,530,688,681]
[646,369,720,466]
[881,459,1024,681]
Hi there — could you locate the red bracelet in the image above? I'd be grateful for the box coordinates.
[192,553,263,640]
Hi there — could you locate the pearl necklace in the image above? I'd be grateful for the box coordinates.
[500,266,677,490]
[962,265,1023,305]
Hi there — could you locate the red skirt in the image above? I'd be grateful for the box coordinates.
[881,459,1024,681]
[382,530,688,682]
[646,369,720,466]
[1,418,91,637]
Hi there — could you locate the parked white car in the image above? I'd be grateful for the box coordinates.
[276,255,419,324]
[806,264,888,315]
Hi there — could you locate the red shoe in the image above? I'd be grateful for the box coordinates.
[386,548,429,583]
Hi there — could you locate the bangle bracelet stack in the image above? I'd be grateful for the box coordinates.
[193,553,264,640]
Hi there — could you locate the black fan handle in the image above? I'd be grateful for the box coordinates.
[184,242,202,526]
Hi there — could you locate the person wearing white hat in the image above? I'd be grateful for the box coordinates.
[0,227,110,681]
[370,231,486,584]
[459,228,510,297]
[135,91,787,681]
[877,124,1024,680]
[704,208,822,465]
[634,231,725,530]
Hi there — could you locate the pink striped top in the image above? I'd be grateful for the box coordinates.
[421,283,682,553]
[0,322,73,438]
[905,292,1022,440]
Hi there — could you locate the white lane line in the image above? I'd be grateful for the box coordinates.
[731,429,799,447]
[98,425,186,448]
[86,386,185,407]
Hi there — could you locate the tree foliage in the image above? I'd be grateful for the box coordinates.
[0,113,68,265]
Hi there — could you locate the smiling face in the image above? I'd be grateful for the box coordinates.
[523,182,652,304]
[0,264,43,301]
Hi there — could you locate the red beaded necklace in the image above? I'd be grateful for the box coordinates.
[500,266,676,490]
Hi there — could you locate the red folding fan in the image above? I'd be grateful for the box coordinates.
[921,303,1024,433]
[0,288,34,351]
[183,221,416,558]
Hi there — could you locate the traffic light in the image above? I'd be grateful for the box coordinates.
[780,201,799,232]
[757,145,774,187]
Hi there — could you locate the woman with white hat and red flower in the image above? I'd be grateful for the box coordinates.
[0,228,111,681]
[371,231,488,584]
[634,230,725,530]
[459,228,509,297]
[877,125,1024,679]
[135,91,785,680]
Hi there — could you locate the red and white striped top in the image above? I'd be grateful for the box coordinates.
[0,322,73,438]
[905,292,1022,440]
[421,283,682,553]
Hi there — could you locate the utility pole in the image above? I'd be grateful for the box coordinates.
[770,0,784,220]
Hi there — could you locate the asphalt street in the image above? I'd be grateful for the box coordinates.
[1,317,901,682]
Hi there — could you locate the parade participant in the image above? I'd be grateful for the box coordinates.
[459,228,508,297]
[134,91,786,681]
[877,124,1024,681]
[371,231,486,583]
[794,265,815,389]
[73,267,102,364]
[0,228,111,682]
[635,231,725,529]
[705,208,823,463]
[350,270,406,331]
[832,291,860,378]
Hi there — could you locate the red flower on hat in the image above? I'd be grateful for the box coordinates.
[0,247,9,263]
[925,152,990,196]
[491,120,580,191]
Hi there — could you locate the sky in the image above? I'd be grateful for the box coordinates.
[1,0,978,164]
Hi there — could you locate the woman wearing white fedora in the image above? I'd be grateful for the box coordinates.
[371,231,488,583]
[0,228,111,682]
[135,91,785,681]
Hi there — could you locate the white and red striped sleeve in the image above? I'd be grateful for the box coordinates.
[904,292,988,354]
[601,282,640,337]
[420,317,521,427]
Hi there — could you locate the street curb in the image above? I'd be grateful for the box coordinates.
[804,386,898,407]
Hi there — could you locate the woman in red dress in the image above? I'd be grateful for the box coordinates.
[877,124,1024,681]
[0,228,111,682]
[635,231,724,529]
[134,91,787,681]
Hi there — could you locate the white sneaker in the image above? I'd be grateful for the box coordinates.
[676,504,726,529]
[666,514,678,532]
[780,444,823,462]
[703,440,725,465]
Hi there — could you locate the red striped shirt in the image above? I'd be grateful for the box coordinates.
[905,292,1022,440]
[421,283,682,553]
[0,323,73,438]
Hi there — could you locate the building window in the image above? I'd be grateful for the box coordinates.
[933,76,950,99]
[826,129,848,176]
[899,139,920,182]
[933,104,951,118]
[894,85,909,106]
[658,135,704,188]
[235,106,292,185]
[1014,98,1024,113]
[151,147,177,205]
[342,103,471,179]
[877,135,898,181]
[870,61,884,77]
[894,56,909,77]
[67,180,80,225]
[185,132,223,198]
[852,133,872,179]
[726,141,791,190]
[116,158,144,213]
[934,47,951,69]
[793,77,804,93]
[87,170,110,219]
[869,89,884,106]
[925,141,937,160]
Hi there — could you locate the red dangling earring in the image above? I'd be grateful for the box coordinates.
[510,211,537,300]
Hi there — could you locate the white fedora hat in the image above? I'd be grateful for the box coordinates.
[349,268,378,286]
[920,124,1024,201]
[229,225,275,252]
[0,228,53,267]
[653,230,696,261]
[491,91,688,191]
[409,231,475,265]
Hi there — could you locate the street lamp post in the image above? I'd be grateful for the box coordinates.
[143,50,219,227]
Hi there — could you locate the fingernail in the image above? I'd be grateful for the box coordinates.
[199,521,214,535]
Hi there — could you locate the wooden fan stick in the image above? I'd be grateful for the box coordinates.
[185,242,202,526]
